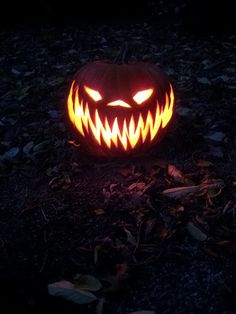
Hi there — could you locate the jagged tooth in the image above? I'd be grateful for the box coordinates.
[166,93,170,109]
[105,117,110,133]
[96,110,103,144]
[139,114,145,143]
[148,110,153,138]
[136,113,142,140]
[73,88,84,136]
[111,118,118,147]
[80,98,83,112]
[169,84,174,112]
[79,98,83,118]
[67,82,75,124]
[124,119,128,150]
[127,115,132,147]
[89,109,100,145]
[150,104,161,141]
[170,84,174,106]
[162,93,173,128]
[128,115,134,136]
[156,104,161,122]
[96,110,110,147]
[141,112,150,143]
[128,114,140,149]
[119,119,128,150]
[103,117,111,148]
[80,102,87,133]
[115,118,122,147]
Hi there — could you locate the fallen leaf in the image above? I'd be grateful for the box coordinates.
[0,147,19,161]
[196,160,214,167]
[48,77,64,86]
[94,208,105,215]
[33,140,50,153]
[200,178,224,197]
[24,70,35,77]
[216,240,231,246]
[74,274,102,292]
[176,106,192,117]
[129,311,156,314]
[96,298,105,314]
[23,141,34,155]
[162,185,200,199]
[116,263,129,280]
[48,280,97,304]
[209,145,224,158]
[215,74,232,82]
[100,37,107,44]
[197,77,211,85]
[186,222,207,241]
[167,164,188,184]
[205,132,225,143]
[128,182,146,192]
[202,246,218,258]
[18,86,31,101]
[110,183,118,193]
[49,174,71,190]
[119,166,132,177]
[144,219,156,239]
[11,68,21,75]
[124,228,137,246]
[63,174,71,185]
[177,206,185,212]
[102,263,128,292]
[48,110,60,119]
[159,228,171,239]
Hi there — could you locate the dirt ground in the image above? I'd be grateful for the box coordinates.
[0,23,235,314]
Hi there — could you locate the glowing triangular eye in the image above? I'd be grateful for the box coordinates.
[84,86,102,101]
[133,89,153,104]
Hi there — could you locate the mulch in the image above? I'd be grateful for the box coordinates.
[0,24,235,314]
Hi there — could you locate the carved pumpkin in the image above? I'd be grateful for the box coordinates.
[67,61,174,156]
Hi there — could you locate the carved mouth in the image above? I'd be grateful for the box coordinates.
[68,82,174,151]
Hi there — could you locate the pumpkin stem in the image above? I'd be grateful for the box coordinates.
[114,42,131,64]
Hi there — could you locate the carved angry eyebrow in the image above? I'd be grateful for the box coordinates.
[84,86,102,101]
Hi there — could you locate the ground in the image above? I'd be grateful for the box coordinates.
[0,23,235,314]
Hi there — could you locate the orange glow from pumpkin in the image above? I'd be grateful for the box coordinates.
[84,86,102,101]
[133,88,153,104]
[68,82,174,151]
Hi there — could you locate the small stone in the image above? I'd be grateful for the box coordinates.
[48,110,60,119]
[0,147,19,161]
[205,132,225,143]
[23,141,34,155]
[197,77,211,85]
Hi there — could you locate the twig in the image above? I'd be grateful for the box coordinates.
[40,253,47,273]
[134,222,143,254]
[40,207,49,222]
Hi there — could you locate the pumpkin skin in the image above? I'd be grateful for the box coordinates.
[67,61,174,156]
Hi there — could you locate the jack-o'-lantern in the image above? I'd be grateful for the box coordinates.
[67,61,174,156]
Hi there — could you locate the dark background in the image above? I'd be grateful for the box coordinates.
[1,0,236,32]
